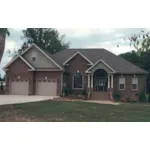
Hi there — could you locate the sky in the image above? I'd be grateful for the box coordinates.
[1,28,149,77]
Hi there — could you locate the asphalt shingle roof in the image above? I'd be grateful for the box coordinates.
[52,48,148,74]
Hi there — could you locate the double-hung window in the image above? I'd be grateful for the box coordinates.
[132,77,138,90]
[119,77,125,90]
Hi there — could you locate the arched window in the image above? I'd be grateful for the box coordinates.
[73,72,83,89]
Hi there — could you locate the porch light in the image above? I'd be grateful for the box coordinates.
[77,70,80,73]
[45,77,48,80]
[18,76,20,79]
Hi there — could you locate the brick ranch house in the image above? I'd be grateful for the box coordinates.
[3,43,148,100]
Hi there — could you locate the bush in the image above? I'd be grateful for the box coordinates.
[113,90,121,101]
[82,90,87,95]
[62,87,72,96]
[139,91,147,102]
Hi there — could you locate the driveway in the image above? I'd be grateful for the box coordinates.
[0,95,57,106]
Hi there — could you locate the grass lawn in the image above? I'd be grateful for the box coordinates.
[0,100,150,122]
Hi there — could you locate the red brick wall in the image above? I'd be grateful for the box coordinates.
[65,54,90,92]
[6,58,32,94]
[113,74,146,101]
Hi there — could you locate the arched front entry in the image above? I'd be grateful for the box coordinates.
[93,69,108,92]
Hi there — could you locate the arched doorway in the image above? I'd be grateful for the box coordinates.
[93,69,108,92]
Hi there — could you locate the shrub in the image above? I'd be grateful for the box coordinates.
[62,87,72,96]
[139,91,147,102]
[113,90,121,101]
[82,90,87,95]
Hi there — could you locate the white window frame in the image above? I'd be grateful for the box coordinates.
[119,77,125,90]
[72,73,83,90]
[132,77,138,91]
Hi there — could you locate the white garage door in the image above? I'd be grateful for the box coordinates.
[36,80,57,96]
[10,80,29,95]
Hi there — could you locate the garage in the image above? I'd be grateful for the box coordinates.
[36,79,57,96]
[10,79,29,95]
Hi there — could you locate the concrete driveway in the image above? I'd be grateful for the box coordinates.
[0,95,57,106]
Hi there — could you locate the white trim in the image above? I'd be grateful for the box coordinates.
[119,77,125,90]
[22,44,63,70]
[28,69,63,71]
[85,59,116,73]
[111,74,113,88]
[3,43,63,71]
[3,55,35,71]
[19,56,35,70]
[108,75,110,88]
[72,72,84,90]
[131,76,138,91]
[3,55,19,71]
[91,74,93,88]
[63,51,93,65]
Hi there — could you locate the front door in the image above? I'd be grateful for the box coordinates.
[93,69,108,92]
[94,78,107,91]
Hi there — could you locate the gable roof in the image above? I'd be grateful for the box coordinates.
[22,44,63,70]
[4,44,64,70]
[85,59,116,73]
[63,51,93,65]
[3,55,35,71]
[53,48,148,74]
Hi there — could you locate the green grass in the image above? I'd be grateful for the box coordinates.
[1,100,150,122]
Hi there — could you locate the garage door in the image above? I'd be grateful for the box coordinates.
[10,79,29,95]
[36,80,57,96]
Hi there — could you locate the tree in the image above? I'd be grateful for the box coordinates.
[119,50,150,94]
[118,30,150,56]
[0,28,10,62]
[20,28,70,54]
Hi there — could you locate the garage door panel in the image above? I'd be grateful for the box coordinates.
[10,80,29,95]
[36,80,57,96]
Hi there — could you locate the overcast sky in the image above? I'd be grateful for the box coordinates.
[1,28,149,77]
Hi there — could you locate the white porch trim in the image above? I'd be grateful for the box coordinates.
[91,74,93,88]
[111,74,113,88]
[108,75,110,88]
[85,59,116,73]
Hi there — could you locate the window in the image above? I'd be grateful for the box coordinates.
[31,52,36,61]
[132,77,138,90]
[73,73,83,89]
[119,77,125,90]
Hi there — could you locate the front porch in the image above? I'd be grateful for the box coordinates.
[86,60,116,100]
[87,69,114,100]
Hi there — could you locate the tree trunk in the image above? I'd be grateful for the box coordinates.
[0,34,5,62]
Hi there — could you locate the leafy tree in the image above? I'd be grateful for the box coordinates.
[118,30,150,56]
[0,28,10,62]
[20,28,70,54]
[119,29,150,94]
[120,50,150,94]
